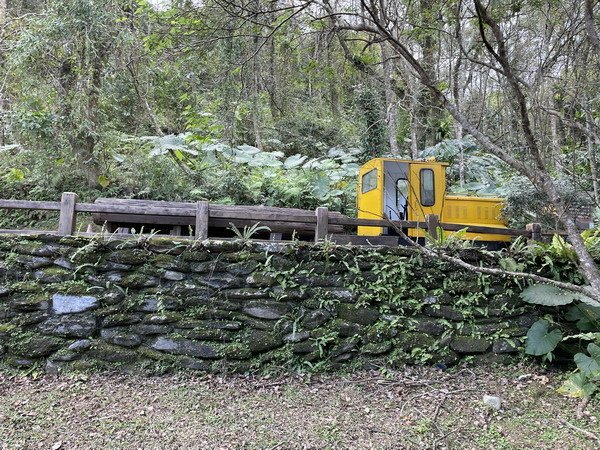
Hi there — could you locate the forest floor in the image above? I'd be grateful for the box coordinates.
[0,364,598,450]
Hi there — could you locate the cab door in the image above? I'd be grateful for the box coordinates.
[408,163,445,238]
[357,160,384,236]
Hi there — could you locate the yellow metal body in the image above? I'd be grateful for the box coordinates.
[357,158,510,242]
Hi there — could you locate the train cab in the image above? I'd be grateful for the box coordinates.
[356,158,510,243]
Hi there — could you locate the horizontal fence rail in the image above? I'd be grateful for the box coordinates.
[0,192,551,244]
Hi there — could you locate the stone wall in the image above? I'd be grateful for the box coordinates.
[0,234,539,374]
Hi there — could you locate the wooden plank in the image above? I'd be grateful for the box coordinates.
[330,216,422,229]
[0,229,58,235]
[85,203,322,223]
[0,199,61,211]
[57,192,78,236]
[439,222,529,237]
[92,198,344,221]
[79,203,196,216]
[93,213,195,226]
[426,214,440,240]
[330,234,400,246]
[95,197,344,215]
[195,201,209,240]
[526,223,542,241]
[209,218,338,234]
[92,213,343,234]
[208,208,318,223]
[315,207,329,242]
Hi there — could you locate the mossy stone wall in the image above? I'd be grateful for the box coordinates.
[0,234,538,374]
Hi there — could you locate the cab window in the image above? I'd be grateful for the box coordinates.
[361,169,377,193]
[420,169,435,206]
[396,178,408,208]
[396,178,409,219]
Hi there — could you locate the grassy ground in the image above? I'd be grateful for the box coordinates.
[0,364,598,450]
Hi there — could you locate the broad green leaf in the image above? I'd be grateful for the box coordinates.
[520,284,597,307]
[574,344,600,379]
[525,319,562,356]
[565,304,600,331]
[557,373,597,398]
[235,144,261,155]
[283,154,308,169]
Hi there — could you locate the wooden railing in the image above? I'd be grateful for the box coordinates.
[0,192,546,243]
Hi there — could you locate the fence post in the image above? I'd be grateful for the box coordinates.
[58,192,78,236]
[425,214,440,241]
[526,222,542,242]
[315,207,329,242]
[195,201,209,240]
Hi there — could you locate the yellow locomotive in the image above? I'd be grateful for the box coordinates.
[357,158,510,242]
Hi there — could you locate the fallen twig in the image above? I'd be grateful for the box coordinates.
[559,418,600,444]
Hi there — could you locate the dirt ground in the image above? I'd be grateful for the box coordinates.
[0,364,598,450]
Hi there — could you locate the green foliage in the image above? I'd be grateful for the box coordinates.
[574,343,600,378]
[558,343,600,398]
[503,177,592,229]
[424,226,471,250]
[565,304,600,332]
[420,138,512,196]
[227,223,271,242]
[557,372,598,398]
[524,319,563,359]
[520,284,593,307]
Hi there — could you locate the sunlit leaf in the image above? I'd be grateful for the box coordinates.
[98,175,110,188]
[557,373,597,398]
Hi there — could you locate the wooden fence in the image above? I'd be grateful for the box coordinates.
[0,192,547,243]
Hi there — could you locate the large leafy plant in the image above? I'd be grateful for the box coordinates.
[521,282,600,398]
[142,133,362,213]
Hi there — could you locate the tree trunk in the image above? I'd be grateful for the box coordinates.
[453,0,464,186]
[74,46,106,188]
[0,0,7,147]
[588,135,599,206]
[381,41,399,154]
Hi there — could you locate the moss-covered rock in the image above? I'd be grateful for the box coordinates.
[450,336,490,354]
[11,335,65,358]
[361,341,392,355]
[244,330,283,353]
[107,249,152,265]
[223,343,252,360]
[394,332,436,351]
[302,309,331,329]
[88,341,139,362]
[329,319,363,337]
[337,305,379,326]
[149,336,220,359]
[11,294,50,312]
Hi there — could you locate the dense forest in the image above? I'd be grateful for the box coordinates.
[0,0,597,221]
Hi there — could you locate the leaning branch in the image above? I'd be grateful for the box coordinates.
[382,216,600,306]
[584,0,600,55]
